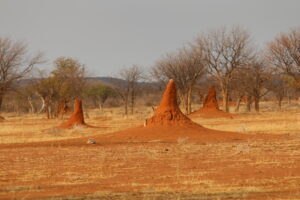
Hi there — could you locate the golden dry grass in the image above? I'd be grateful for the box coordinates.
[1,102,300,199]
[0,106,153,144]
[1,102,300,144]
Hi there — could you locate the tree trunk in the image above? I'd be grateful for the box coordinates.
[186,86,192,114]
[199,92,203,105]
[131,88,135,115]
[278,98,282,110]
[0,94,3,111]
[123,87,130,116]
[28,96,35,113]
[36,93,46,114]
[254,96,259,112]
[178,93,187,114]
[124,96,128,116]
[234,95,243,112]
[221,87,229,112]
[47,105,51,119]
[98,102,103,111]
[16,104,20,115]
[185,94,189,115]
[246,95,252,112]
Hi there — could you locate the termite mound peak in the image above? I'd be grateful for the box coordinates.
[56,99,94,129]
[145,79,195,127]
[189,86,234,119]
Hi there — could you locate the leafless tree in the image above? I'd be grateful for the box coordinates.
[118,65,143,115]
[33,74,60,119]
[267,28,300,77]
[152,46,206,114]
[230,57,271,112]
[194,26,255,112]
[267,74,292,110]
[266,28,300,109]
[0,37,44,110]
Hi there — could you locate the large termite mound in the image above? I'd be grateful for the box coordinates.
[56,99,92,129]
[146,79,192,126]
[189,86,233,119]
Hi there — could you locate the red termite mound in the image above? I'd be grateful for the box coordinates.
[189,86,233,119]
[203,86,219,109]
[146,79,192,126]
[56,99,92,129]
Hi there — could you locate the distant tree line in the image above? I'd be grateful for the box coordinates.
[0,25,300,116]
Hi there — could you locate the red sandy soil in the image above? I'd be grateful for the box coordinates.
[56,99,94,129]
[0,115,4,121]
[1,140,300,199]
[189,86,234,119]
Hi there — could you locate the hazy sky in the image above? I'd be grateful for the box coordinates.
[0,0,299,76]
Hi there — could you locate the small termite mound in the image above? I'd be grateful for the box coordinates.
[56,99,93,129]
[189,86,233,119]
[203,86,219,110]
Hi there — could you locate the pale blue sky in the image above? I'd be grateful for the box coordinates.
[0,0,299,76]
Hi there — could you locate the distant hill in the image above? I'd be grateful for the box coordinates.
[18,76,162,90]
[86,77,127,87]
[86,77,161,89]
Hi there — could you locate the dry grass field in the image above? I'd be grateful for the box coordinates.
[1,102,300,199]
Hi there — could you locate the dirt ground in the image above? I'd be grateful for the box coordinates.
[1,104,300,199]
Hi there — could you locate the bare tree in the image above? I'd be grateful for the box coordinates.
[152,47,206,114]
[0,37,43,110]
[118,65,143,115]
[267,28,300,77]
[194,26,255,112]
[266,28,300,110]
[33,75,60,119]
[267,74,292,110]
[230,57,270,112]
